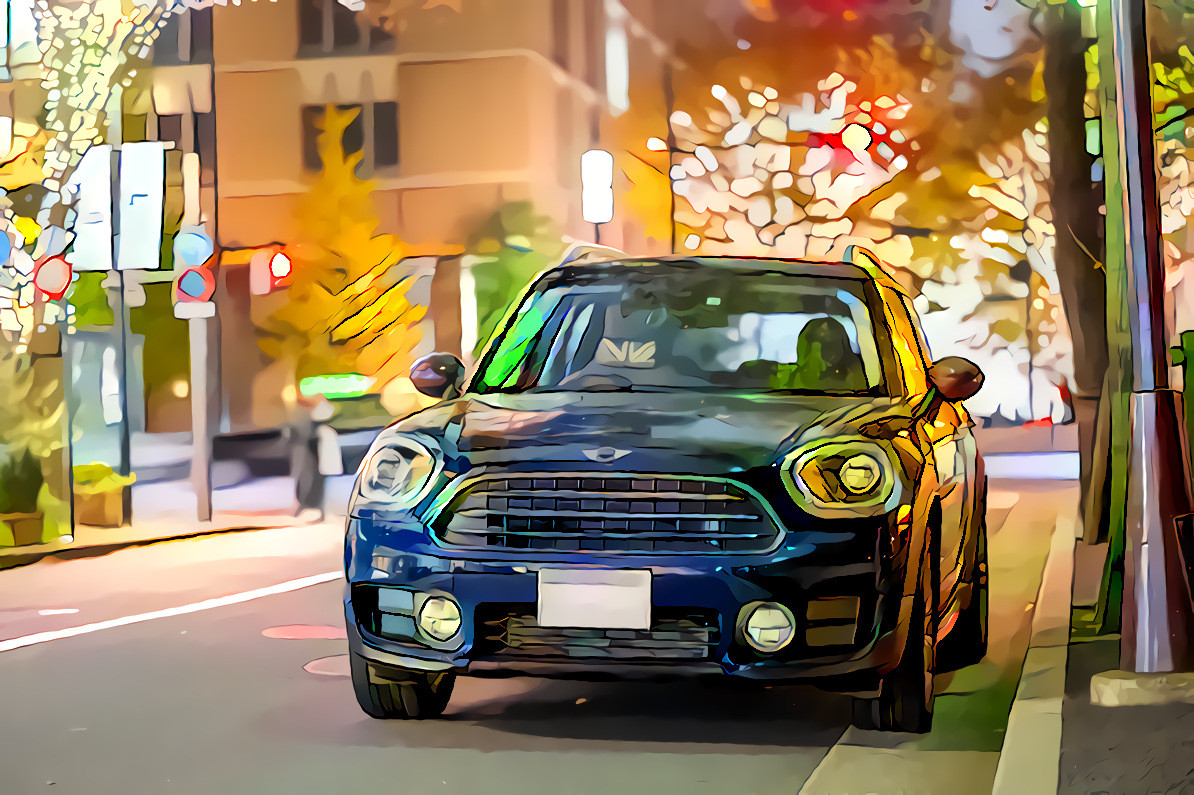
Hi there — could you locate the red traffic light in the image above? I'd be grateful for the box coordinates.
[33,255,71,300]
[175,267,215,302]
[250,246,293,295]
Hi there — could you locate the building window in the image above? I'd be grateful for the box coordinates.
[374,101,399,169]
[150,6,213,65]
[604,2,629,114]
[195,111,217,187]
[298,0,394,56]
[302,102,398,175]
[584,0,607,95]
[157,114,184,149]
[552,0,569,68]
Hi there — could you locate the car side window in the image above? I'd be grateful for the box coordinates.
[877,285,929,396]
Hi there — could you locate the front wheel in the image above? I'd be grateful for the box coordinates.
[350,654,455,719]
[852,550,937,732]
[936,480,990,672]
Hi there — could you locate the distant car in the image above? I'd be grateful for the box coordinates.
[343,247,987,733]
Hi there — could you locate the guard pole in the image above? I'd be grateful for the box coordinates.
[188,313,213,522]
[1107,0,1194,672]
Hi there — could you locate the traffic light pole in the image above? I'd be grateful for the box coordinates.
[188,313,213,522]
[114,268,133,526]
[1105,0,1194,672]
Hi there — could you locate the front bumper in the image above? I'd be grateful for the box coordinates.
[345,515,909,691]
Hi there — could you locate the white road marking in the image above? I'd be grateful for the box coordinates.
[0,571,341,654]
[37,608,80,616]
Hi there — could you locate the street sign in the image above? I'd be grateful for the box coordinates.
[299,373,375,399]
[33,255,71,300]
[116,142,166,270]
[174,226,214,269]
[175,267,215,302]
[64,145,114,272]
[174,300,215,319]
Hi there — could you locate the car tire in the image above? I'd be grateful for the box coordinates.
[935,522,989,672]
[935,477,990,672]
[350,654,455,719]
[852,540,937,733]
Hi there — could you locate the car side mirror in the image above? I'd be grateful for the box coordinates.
[928,357,984,402]
[411,353,465,399]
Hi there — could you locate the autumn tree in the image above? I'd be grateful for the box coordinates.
[258,104,424,393]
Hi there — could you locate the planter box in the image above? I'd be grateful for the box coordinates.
[74,489,126,528]
[1,512,44,546]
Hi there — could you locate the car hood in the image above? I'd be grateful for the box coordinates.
[395,391,912,475]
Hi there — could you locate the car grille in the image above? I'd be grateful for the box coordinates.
[476,608,719,661]
[432,475,780,554]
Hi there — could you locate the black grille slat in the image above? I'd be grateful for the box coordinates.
[477,611,719,661]
[458,508,761,521]
[435,475,778,554]
[478,489,744,501]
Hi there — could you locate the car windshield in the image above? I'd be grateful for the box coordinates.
[474,263,885,396]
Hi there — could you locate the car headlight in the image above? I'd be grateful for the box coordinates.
[416,596,463,642]
[780,439,901,518]
[740,602,796,653]
[357,434,442,510]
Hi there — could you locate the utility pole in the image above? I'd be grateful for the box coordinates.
[187,312,213,521]
[1104,0,1194,672]
[114,268,133,525]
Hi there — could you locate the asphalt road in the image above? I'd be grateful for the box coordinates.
[0,479,1074,795]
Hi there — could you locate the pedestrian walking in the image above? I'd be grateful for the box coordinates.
[286,392,336,523]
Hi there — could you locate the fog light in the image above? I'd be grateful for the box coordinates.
[742,602,796,653]
[416,596,462,642]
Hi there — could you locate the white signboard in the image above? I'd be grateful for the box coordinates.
[174,300,215,320]
[116,141,165,270]
[64,145,114,272]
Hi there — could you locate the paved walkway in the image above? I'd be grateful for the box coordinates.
[798,480,1079,794]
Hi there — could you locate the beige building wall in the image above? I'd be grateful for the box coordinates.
[146,0,689,429]
[193,0,680,255]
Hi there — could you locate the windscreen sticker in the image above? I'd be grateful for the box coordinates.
[596,339,656,368]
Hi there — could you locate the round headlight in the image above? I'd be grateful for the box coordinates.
[417,596,462,642]
[742,602,796,653]
[780,439,900,518]
[359,436,440,508]
[840,454,882,494]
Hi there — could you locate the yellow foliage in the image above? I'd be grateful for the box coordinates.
[260,104,424,391]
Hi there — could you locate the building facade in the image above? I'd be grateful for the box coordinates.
[142,0,685,431]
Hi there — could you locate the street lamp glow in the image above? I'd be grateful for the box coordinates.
[580,149,615,225]
[269,251,292,279]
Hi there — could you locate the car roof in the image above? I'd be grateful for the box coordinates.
[543,252,907,294]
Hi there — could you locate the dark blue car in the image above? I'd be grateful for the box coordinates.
[344,247,987,733]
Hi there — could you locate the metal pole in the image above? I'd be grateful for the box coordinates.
[188,314,212,522]
[664,60,678,255]
[115,268,132,526]
[1107,0,1194,672]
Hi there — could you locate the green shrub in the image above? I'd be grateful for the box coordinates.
[0,448,44,515]
[72,462,136,496]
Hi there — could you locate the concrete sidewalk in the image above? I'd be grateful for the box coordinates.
[0,511,326,570]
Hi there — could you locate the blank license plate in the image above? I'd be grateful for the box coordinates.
[537,568,652,629]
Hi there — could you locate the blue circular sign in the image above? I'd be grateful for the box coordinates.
[178,268,213,300]
[174,231,213,269]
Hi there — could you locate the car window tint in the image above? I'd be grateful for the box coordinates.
[474,266,885,396]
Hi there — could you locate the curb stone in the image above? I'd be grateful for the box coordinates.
[991,504,1078,795]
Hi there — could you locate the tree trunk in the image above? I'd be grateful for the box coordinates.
[1042,2,1111,543]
